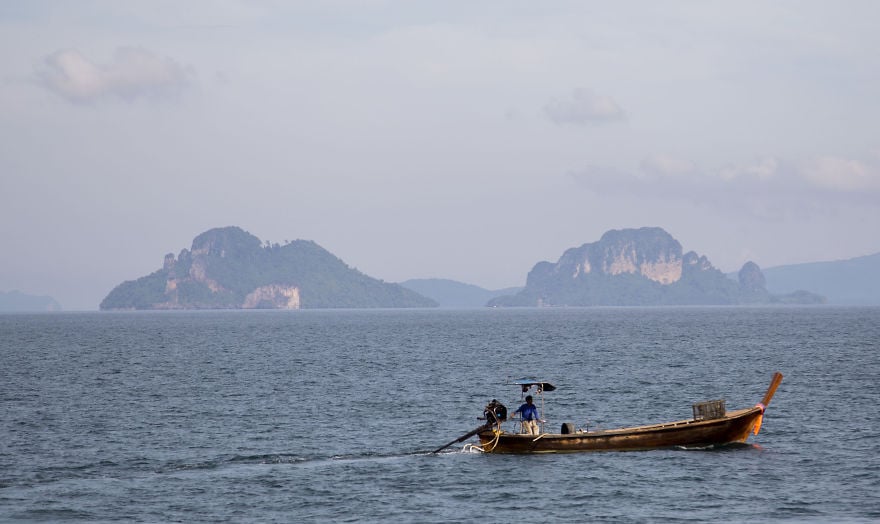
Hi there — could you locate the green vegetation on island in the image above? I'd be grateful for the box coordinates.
[488,227,825,307]
[100,226,437,310]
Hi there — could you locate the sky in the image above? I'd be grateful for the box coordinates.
[1,1,879,310]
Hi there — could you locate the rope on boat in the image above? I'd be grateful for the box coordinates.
[481,427,502,452]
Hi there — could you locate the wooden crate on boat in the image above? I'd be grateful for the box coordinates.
[692,399,726,421]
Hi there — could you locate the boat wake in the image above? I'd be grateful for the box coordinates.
[156,440,762,473]
[675,442,763,452]
[158,449,441,474]
[158,453,308,473]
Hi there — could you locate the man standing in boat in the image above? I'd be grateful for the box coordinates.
[512,395,544,435]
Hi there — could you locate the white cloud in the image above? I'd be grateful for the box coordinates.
[718,157,780,181]
[571,151,880,222]
[802,155,880,192]
[544,88,625,125]
[640,153,696,177]
[35,47,193,103]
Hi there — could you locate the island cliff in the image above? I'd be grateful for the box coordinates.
[488,227,824,306]
[100,227,437,310]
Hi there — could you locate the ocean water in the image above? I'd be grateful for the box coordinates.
[1,307,879,522]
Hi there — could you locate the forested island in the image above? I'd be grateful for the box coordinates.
[100,225,830,310]
[488,227,825,307]
[100,227,436,310]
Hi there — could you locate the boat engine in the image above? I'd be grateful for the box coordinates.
[483,399,507,426]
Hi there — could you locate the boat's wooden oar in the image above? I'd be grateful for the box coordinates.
[760,371,784,408]
[432,424,487,453]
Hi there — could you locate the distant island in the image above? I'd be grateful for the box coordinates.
[95,224,878,311]
[100,227,437,310]
[0,290,62,312]
[400,279,523,308]
[489,227,825,307]
[762,253,880,306]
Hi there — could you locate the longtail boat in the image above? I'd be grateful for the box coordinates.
[433,372,782,454]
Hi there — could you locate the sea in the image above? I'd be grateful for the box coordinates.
[1,307,878,523]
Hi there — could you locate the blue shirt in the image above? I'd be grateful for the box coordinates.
[515,403,539,421]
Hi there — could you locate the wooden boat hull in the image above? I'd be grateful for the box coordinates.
[477,407,764,453]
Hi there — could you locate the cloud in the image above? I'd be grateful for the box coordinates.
[718,157,779,181]
[35,47,193,103]
[640,153,696,177]
[570,152,880,220]
[802,156,880,192]
[544,88,625,125]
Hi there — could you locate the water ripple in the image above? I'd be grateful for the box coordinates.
[1,307,878,522]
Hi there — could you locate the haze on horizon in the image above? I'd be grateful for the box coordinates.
[1,1,879,311]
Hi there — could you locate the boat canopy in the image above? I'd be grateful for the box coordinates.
[509,378,556,392]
